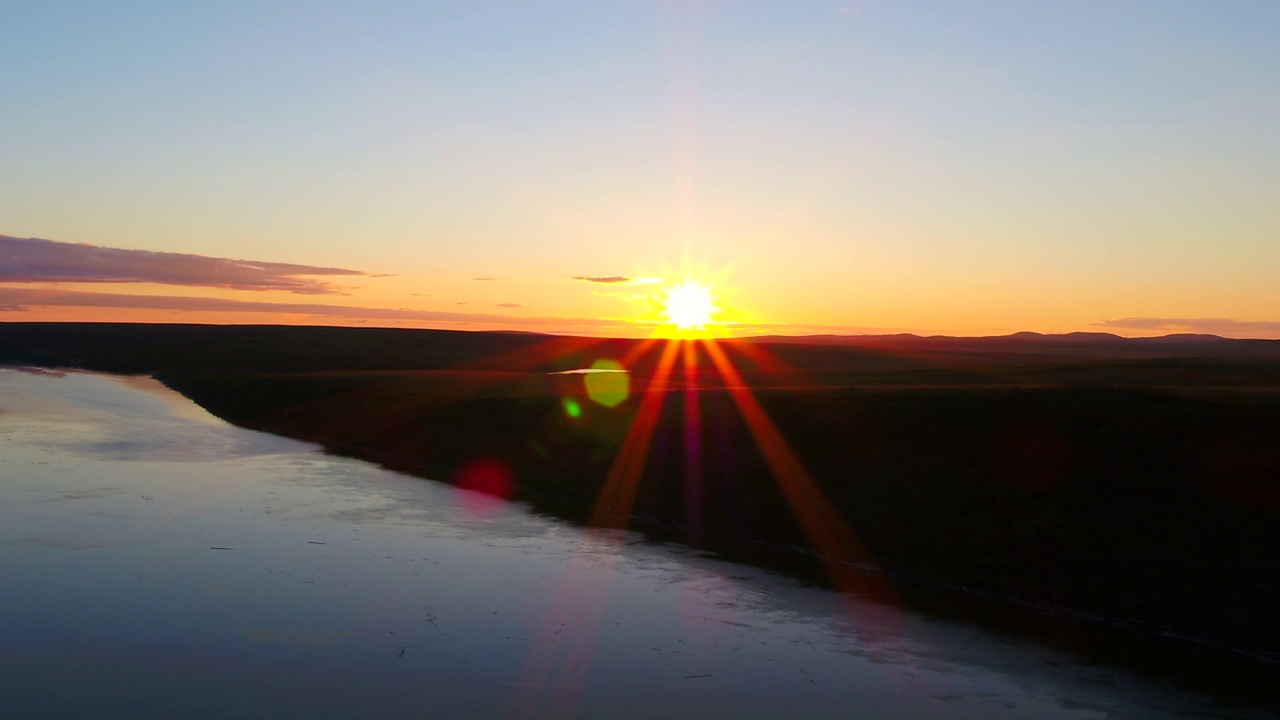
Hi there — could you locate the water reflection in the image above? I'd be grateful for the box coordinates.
[0,368,1268,719]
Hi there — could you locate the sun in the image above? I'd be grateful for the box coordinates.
[662,280,718,331]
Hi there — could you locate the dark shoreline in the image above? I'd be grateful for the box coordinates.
[4,322,1279,705]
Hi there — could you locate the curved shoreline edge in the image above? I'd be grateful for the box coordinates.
[3,322,1279,705]
[157,374,1280,658]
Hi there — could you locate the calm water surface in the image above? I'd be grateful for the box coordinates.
[0,368,1268,719]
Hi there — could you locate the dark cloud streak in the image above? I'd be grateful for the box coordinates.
[574,276,631,284]
[0,235,371,295]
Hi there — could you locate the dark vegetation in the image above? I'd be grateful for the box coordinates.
[3,322,1279,693]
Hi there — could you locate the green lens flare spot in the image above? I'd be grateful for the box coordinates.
[563,398,582,418]
[584,359,629,408]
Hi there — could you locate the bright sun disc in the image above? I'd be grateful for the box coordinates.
[662,281,718,330]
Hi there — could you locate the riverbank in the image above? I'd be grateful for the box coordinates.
[4,322,1279,688]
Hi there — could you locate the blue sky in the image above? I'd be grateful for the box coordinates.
[2,2,1278,336]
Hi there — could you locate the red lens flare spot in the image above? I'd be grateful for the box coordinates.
[453,458,514,516]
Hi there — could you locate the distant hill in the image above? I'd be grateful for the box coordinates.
[743,330,1277,362]
[1,322,1278,381]
[745,330,1230,345]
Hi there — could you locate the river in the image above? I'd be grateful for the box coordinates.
[0,368,1269,719]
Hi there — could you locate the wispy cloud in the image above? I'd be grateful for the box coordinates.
[497,302,527,308]
[573,276,662,285]
[1094,317,1280,335]
[574,276,630,284]
[473,277,500,281]
[0,235,370,295]
[0,287,616,327]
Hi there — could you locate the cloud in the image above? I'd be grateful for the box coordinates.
[573,276,662,285]
[574,276,630,284]
[0,287,618,327]
[473,277,500,281]
[0,235,370,295]
[1094,317,1280,335]
[497,303,527,308]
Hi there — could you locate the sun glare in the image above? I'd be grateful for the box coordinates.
[661,281,718,331]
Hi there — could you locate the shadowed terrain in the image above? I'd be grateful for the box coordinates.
[3,321,1279,692]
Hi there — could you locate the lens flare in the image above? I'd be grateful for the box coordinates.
[562,398,582,418]
[584,359,629,408]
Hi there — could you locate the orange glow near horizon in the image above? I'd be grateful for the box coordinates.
[661,280,718,331]
[644,271,739,339]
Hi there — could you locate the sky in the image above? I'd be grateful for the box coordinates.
[2,1,1278,338]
